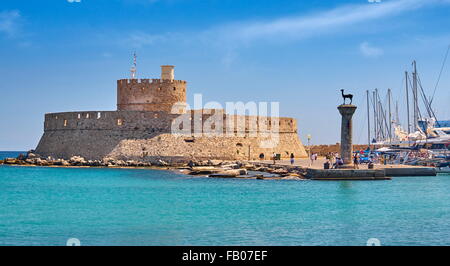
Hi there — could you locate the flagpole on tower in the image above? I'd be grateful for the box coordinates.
[130,52,137,79]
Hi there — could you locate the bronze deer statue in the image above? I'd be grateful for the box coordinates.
[341,89,353,105]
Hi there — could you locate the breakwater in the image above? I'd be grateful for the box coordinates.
[1,153,437,180]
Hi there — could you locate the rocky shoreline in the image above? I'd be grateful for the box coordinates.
[0,152,308,180]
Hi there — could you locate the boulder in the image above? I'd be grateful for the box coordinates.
[237,169,248,175]
[189,167,222,175]
[4,158,18,164]
[221,163,239,169]
[102,157,115,165]
[37,159,49,166]
[126,160,138,167]
[115,160,126,166]
[209,169,241,178]
[157,160,169,166]
[243,164,256,170]
[271,168,289,175]
[209,160,223,166]
[27,152,38,159]
[25,158,35,164]
[69,156,87,165]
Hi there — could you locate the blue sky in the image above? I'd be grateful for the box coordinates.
[1,0,450,150]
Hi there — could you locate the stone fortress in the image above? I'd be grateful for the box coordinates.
[35,65,307,163]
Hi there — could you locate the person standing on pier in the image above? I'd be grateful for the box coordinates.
[353,153,360,169]
[290,153,295,165]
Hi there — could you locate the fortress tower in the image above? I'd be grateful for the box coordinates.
[117,65,187,114]
[35,63,308,162]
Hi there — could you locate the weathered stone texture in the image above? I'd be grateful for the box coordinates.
[338,105,357,166]
[36,110,307,162]
[117,79,186,113]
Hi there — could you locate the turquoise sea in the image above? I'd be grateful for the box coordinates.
[1,151,449,246]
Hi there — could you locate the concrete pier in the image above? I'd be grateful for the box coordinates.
[306,168,390,180]
[305,167,436,180]
[338,105,357,167]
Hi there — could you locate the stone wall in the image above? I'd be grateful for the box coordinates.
[306,144,377,156]
[117,79,187,113]
[35,110,307,162]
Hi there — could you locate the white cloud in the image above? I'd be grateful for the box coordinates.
[214,0,450,43]
[359,42,384,57]
[123,0,450,48]
[119,0,450,66]
[0,10,21,37]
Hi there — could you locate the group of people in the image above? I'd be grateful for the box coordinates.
[264,150,378,169]
[324,152,344,169]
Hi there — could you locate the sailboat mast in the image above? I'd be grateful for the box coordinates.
[405,71,411,135]
[375,89,380,141]
[373,90,377,142]
[366,90,371,147]
[388,88,392,143]
[412,60,418,130]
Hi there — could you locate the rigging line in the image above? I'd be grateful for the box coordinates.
[418,75,440,126]
[417,75,431,117]
[407,75,422,123]
[431,44,450,105]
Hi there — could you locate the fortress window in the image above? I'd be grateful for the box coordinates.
[173,87,176,91]
[117,119,123,126]
[64,120,68,127]
[97,112,101,119]
[236,143,243,147]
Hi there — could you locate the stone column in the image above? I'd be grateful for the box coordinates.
[338,105,357,167]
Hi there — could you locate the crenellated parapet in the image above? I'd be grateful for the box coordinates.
[117,79,187,86]
[42,110,298,134]
[117,66,187,113]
